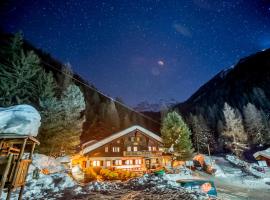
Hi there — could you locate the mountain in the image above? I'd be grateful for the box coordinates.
[174,49,270,152]
[134,99,177,112]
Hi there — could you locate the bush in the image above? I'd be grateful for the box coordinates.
[83,167,138,182]
[84,167,97,181]
[93,166,102,174]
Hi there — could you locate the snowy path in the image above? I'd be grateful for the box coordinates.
[195,167,270,200]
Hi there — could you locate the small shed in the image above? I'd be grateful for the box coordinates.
[0,134,40,200]
[253,148,270,166]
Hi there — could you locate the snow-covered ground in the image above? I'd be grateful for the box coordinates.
[2,154,211,200]
[3,153,269,199]
[198,155,270,200]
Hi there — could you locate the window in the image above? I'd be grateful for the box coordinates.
[117,140,120,144]
[106,160,111,167]
[148,146,152,151]
[152,146,157,151]
[112,147,120,152]
[133,146,138,152]
[136,137,140,142]
[125,160,133,165]
[114,160,122,165]
[158,147,164,152]
[105,146,109,152]
[135,159,142,165]
[131,137,135,142]
[93,160,100,166]
[127,146,131,151]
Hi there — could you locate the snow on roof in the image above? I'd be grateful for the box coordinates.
[253,148,270,160]
[81,125,162,155]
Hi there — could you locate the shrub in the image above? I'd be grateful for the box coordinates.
[84,167,97,181]
[93,166,102,174]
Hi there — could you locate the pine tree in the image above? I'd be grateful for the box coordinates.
[62,63,73,90]
[243,103,264,145]
[123,114,132,128]
[222,103,247,157]
[106,100,120,129]
[38,83,86,156]
[0,32,56,106]
[189,114,215,153]
[161,111,193,166]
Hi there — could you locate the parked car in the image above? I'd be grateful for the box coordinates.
[177,179,217,198]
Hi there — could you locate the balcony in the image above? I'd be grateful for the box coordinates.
[123,151,162,157]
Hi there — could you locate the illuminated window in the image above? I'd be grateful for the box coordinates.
[117,140,120,144]
[125,160,133,165]
[115,160,122,165]
[135,159,142,165]
[148,146,152,151]
[158,147,164,152]
[112,147,120,152]
[127,146,131,151]
[106,161,111,167]
[93,160,100,166]
[131,137,135,142]
[133,146,138,151]
[136,137,140,142]
[105,146,109,152]
[152,146,156,151]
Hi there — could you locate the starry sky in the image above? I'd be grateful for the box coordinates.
[1,0,270,106]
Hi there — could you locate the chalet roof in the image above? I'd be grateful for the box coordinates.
[81,125,162,155]
[253,148,270,160]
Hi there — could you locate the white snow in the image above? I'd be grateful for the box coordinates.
[0,104,41,136]
[2,154,76,200]
[30,154,65,174]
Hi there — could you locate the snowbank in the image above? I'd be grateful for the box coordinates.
[29,154,65,174]
[0,104,41,136]
[226,155,265,178]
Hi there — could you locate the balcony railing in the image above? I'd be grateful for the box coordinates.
[123,151,162,157]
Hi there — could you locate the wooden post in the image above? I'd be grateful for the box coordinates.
[0,154,13,198]
[9,138,27,200]
[18,142,36,200]
[207,144,212,166]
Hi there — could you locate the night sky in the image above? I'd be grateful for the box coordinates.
[1,0,270,106]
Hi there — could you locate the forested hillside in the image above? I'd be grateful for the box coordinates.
[0,32,160,155]
[175,49,270,154]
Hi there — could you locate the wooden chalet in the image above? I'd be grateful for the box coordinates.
[75,125,168,172]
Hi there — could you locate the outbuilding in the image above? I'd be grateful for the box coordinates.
[253,148,270,166]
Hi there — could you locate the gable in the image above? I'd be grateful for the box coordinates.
[81,125,162,155]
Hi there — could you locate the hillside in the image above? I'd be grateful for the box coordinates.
[175,49,270,152]
[0,31,160,145]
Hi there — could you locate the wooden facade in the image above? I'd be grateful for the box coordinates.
[77,126,165,171]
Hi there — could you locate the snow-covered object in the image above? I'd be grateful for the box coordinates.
[56,155,71,163]
[30,154,65,173]
[253,148,270,160]
[226,155,265,178]
[0,104,41,136]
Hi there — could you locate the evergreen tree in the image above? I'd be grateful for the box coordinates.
[189,114,215,153]
[222,103,247,157]
[243,103,264,145]
[106,100,120,129]
[0,32,56,106]
[123,114,132,128]
[161,111,193,166]
[38,83,86,156]
[62,63,73,90]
